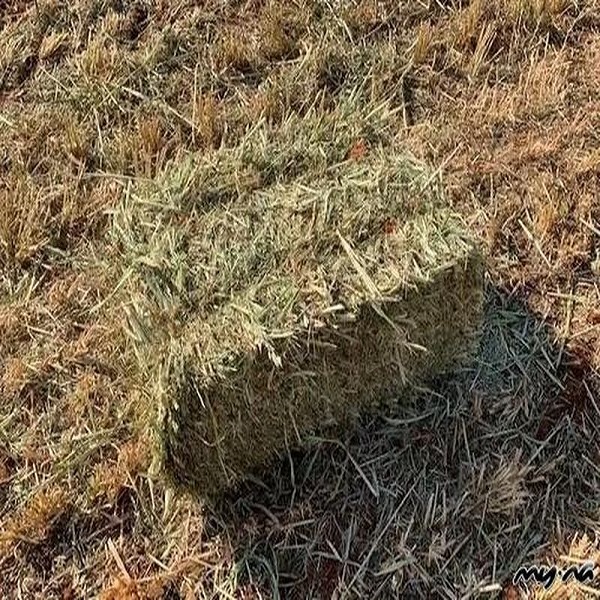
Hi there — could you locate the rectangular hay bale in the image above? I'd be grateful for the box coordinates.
[116,149,484,497]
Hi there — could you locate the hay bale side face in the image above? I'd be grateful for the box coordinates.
[161,248,483,496]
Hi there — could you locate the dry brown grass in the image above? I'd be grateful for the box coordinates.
[1,0,599,598]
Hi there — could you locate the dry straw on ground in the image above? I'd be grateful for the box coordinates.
[1,0,599,597]
[112,106,484,496]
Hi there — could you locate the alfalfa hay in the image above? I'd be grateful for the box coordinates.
[112,110,484,497]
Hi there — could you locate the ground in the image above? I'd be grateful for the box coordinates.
[0,0,599,598]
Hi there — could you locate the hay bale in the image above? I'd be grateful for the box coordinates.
[112,110,484,497]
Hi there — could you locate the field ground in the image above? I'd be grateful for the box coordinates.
[1,1,599,598]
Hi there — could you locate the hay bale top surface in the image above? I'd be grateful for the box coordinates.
[113,104,478,384]
[119,159,475,379]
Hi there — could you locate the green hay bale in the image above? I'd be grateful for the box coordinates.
[112,107,484,497]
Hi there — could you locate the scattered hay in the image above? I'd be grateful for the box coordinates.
[112,106,484,496]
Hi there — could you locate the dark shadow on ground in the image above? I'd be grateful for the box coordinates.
[203,286,600,600]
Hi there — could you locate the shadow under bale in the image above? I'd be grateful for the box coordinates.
[203,289,600,599]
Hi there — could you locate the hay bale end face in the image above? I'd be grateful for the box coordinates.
[115,138,484,497]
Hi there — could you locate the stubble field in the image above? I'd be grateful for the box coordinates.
[1,1,599,598]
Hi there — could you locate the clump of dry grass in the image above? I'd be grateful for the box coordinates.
[0,486,69,555]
